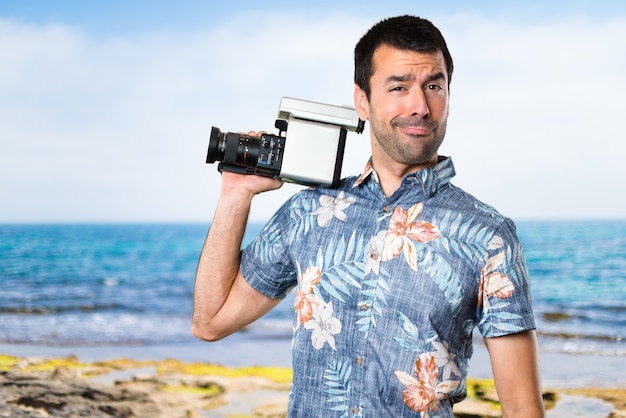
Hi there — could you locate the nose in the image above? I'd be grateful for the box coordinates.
[409,89,430,118]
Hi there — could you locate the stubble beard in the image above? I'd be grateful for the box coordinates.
[371,115,447,166]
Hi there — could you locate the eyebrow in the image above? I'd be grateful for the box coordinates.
[384,71,447,86]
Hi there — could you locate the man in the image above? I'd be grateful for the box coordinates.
[193,15,544,417]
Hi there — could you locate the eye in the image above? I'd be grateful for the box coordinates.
[425,83,446,97]
[426,84,443,92]
[389,85,406,92]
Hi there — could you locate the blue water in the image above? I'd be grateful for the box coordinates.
[518,220,626,355]
[0,221,624,356]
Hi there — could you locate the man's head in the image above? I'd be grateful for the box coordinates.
[353,16,454,182]
[354,15,453,100]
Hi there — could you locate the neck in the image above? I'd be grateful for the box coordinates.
[372,154,439,198]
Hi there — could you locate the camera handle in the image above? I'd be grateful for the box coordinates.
[275,119,288,136]
[275,117,365,135]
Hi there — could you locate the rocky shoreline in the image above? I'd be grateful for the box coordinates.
[1,353,624,417]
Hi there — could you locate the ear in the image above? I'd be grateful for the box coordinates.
[353,85,369,121]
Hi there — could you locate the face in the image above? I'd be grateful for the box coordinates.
[354,45,450,173]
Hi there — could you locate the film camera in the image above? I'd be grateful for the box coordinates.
[206,97,364,188]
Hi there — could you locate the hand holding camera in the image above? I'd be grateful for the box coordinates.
[206,97,364,188]
[218,130,284,197]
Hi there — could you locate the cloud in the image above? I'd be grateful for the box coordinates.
[0,11,624,223]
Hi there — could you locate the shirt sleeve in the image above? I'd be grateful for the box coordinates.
[476,218,536,337]
[240,200,298,300]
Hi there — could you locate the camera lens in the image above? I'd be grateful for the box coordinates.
[232,135,260,165]
[207,126,226,163]
[206,127,284,179]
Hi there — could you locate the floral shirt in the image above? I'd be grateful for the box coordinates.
[241,157,535,417]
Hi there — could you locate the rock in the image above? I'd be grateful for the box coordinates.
[253,398,289,417]
[0,370,161,417]
[453,397,501,417]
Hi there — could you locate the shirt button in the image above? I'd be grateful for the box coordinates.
[370,253,378,260]
[359,303,369,311]
[382,205,391,213]
[355,356,363,366]
[352,406,360,415]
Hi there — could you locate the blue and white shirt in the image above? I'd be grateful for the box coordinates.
[241,157,535,417]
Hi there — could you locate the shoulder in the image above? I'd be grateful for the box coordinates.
[443,183,506,220]
[287,176,363,206]
[429,183,524,258]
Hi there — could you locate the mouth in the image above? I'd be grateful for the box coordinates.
[393,118,436,137]
[399,126,432,136]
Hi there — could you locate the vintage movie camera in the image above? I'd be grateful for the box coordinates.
[206,97,364,188]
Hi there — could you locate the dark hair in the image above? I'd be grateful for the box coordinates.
[354,15,454,99]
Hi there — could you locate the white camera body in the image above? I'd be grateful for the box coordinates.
[276,97,364,187]
[206,97,364,188]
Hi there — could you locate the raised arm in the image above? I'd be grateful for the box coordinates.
[484,330,545,417]
[192,165,283,342]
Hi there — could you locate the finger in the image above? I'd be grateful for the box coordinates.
[246,130,267,137]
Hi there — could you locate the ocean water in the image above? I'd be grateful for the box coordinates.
[1,221,624,358]
[519,220,626,356]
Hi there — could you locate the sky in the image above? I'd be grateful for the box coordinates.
[1,0,625,223]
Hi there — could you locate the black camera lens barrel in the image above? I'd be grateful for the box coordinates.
[225,134,260,166]
[206,126,284,178]
[207,127,262,165]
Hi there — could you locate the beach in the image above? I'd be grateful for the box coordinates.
[1,332,625,388]
[1,334,625,417]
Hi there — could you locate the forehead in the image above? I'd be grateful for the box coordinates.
[371,44,447,82]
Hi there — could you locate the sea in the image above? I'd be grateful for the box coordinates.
[1,220,625,388]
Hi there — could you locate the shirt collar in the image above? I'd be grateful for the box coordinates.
[352,156,456,199]
[353,160,377,187]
